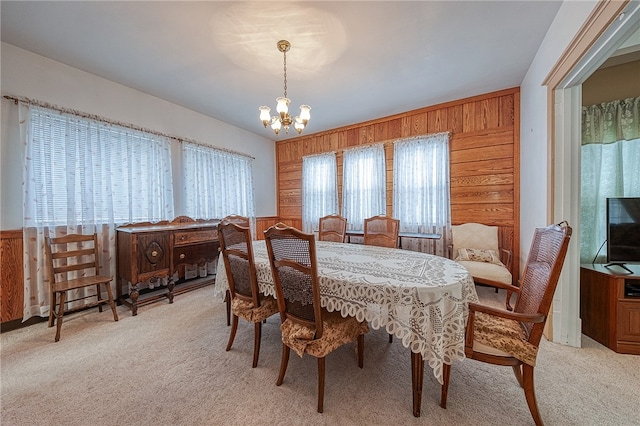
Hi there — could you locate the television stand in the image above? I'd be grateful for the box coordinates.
[605,262,634,274]
[580,264,640,355]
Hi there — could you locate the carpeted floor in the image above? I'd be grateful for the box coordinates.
[1,285,639,426]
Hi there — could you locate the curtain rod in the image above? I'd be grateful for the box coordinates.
[3,94,255,160]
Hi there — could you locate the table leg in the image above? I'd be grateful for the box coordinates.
[411,351,424,417]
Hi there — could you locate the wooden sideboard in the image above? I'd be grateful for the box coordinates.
[580,263,640,355]
[116,219,220,315]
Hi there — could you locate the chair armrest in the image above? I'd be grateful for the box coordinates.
[469,302,546,323]
[500,248,512,271]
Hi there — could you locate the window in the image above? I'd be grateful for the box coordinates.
[25,105,174,226]
[182,142,255,220]
[342,144,386,230]
[302,153,338,233]
[581,97,640,263]
[393,133,450,232]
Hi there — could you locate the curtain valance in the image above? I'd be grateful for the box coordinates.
[582,97,640,145]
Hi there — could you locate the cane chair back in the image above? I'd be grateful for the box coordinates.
[218,220,278,368]
[363,215,400,248]
[221,214,250,227]
[219,221,259,306]
[318,214,347,243]
[44,233,118,342]
[264,223,367,413]
[512,223,572,343]
[440,222,572,426]
[220,215,251,326]
[264,223,322,329]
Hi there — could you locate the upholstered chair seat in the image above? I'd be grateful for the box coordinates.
[281,309,369,358]
[471,312,538,366]
[231,296,279,323]
[456,260,512,286]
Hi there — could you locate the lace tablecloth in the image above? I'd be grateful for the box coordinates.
[214,240,477,383]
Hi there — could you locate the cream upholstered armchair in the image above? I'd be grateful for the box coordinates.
[450,223,512,294]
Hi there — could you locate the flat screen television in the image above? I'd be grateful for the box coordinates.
[606,197,640,270]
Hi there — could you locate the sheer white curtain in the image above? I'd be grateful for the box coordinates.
[302,152,338,233]
[393,133,451,256]
[21,103,174,320]
[182,142,256,233]
[342,144,386,230]
[581,97,640,263]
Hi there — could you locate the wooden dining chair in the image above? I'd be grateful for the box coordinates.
[220,214,251,326]
[363,215,400,342]
[364,215,400,248]
[218,220,278,368]
[318,214,347,242]
[264,223,368,413]
[45,233,119,342]
[440,222,572,426]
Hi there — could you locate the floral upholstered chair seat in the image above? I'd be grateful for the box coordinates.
[281,310,369,358]
[231,295,278,323]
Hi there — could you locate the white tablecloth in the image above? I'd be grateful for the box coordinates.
[215,240,478,383]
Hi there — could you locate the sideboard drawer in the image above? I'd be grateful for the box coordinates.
[174,229,218,246]
[174,241,218,267]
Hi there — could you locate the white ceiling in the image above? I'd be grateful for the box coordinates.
[1,1,564,140]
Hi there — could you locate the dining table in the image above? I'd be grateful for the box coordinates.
[214,240,478,417]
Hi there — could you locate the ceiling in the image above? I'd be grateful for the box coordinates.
[1,1,564,140]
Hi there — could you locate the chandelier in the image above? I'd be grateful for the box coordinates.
[259,40,311,135]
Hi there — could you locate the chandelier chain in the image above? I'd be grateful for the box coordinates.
[283,49,287,99]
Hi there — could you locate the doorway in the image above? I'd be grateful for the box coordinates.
[550,1,640,347]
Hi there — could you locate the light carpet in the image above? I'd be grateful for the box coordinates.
[1,285,639,426]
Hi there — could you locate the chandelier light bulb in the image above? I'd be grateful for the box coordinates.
[259,106,271,127]
[276,97,290,118]
[299,105,311,125]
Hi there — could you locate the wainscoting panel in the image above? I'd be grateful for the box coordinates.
[1,230,24,322]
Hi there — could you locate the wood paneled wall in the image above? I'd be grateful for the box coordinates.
[1,230,24,322]
[275,87,520,278]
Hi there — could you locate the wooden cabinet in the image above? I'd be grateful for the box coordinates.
[116,219,219,316]
[0,230,24,323]
[580,264,640,355]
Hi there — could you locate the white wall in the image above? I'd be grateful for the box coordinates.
[520,0,597,267]
[0,42,277,230]
[519,0,599,345]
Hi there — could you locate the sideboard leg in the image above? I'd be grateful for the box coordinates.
[130,283,139,316]
[167,277,175,304]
